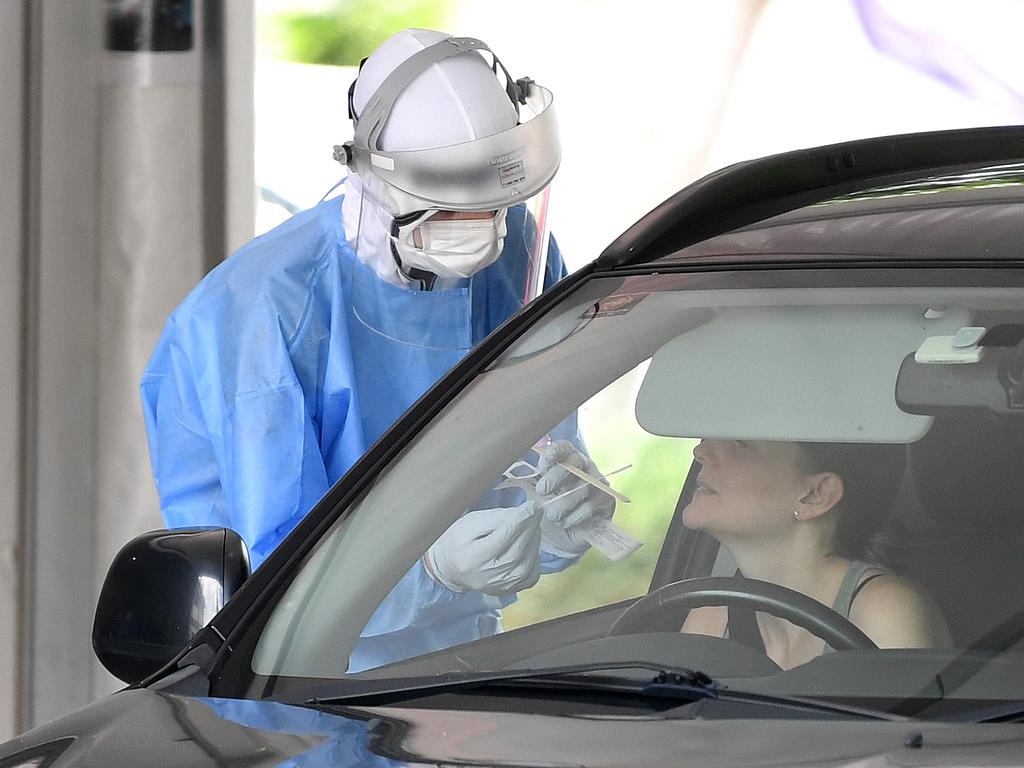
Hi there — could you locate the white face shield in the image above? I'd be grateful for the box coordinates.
[339,36,559,216]
[336,32,559,349]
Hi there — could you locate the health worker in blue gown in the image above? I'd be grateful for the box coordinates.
[140,29,614,672]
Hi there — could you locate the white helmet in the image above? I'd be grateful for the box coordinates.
[338,29,559,288]
[338,29,559,215]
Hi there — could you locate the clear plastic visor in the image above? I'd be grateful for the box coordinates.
[349,84,559,215]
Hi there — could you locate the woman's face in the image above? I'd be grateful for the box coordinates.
[682,440,808,540]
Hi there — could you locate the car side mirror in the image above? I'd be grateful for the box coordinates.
[92,528,250,684]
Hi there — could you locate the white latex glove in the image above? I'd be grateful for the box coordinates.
[424,503,542,595]
[535,440,616,558]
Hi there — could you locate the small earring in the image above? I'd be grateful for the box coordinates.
[793,509,800,519]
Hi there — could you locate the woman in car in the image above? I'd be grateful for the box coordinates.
[681,439,951,669]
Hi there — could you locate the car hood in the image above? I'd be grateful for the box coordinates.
[1,688,1023,767]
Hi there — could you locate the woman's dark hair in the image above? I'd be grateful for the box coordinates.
[795,442,908,569]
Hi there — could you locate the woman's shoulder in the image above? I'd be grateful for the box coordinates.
[850,568,920,609]
[848,568,952,647]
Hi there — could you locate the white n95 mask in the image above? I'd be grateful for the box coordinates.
[392,208,508,279]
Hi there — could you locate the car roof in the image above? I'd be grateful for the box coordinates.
[598,126,1024,269]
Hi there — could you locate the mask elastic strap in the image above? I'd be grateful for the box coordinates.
[389,212,438,291]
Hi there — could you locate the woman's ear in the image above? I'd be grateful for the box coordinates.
[794,472,844,521]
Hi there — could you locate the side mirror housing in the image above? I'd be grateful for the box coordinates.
[92,528,250,684]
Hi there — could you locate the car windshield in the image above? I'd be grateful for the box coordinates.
[249,170,1024,718]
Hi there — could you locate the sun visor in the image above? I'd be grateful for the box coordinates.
[636,306,972,443]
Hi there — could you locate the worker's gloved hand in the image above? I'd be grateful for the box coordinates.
[424,503,542,595]
[535,440,615,558]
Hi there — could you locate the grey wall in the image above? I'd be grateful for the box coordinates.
[0,0,25,744]
[1,0,253,739]
[23,0,104,730]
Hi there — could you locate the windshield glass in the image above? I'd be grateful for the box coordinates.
[250,259,1024,716]
[243,165,1024,720]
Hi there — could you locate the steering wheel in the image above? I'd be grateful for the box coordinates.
[607,576,877,651]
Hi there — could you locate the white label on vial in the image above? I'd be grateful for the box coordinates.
[582,520,643,562]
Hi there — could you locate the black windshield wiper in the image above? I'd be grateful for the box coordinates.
[645,675,904,721]
[286,662,718,708]
[277,663,902,721]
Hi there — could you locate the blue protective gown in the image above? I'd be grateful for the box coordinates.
[141,195,568,671]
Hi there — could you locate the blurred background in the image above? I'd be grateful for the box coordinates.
[2,0,1022,741]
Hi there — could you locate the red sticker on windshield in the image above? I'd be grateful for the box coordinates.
[585,293,648,318]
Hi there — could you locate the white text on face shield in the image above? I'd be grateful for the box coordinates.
[498,160,527,188]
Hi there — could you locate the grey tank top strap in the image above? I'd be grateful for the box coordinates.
[823,559,891,654]
[832,559,891,619]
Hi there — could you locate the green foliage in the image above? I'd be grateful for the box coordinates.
[261,0,453,66]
